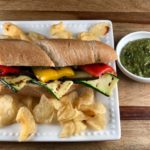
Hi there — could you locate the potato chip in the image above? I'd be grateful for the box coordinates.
[20,33,30,41]
[33,95,55,124]
[57,91,80,122]
[79,105,95,117]
[86,114,106,130]
[53,31,73,39]
[61,91,78,106]
[3,22,29,41]
[89,23,109,37]
[75,88,94,109]
[74,121,86,135]
[95,103,107,114]
[57,104,78,122]
[27,31,46,41]
[60,120,86,138]
[16,106,36,141]
[0,95,21,127]
[60,121,75,138]
[77,32,99,41]
[50,22,73,39]
[51,99,62,110]
[79,103,106,117]
[50,22,65,35]
[74,110,87,121]
[48,99,62,123]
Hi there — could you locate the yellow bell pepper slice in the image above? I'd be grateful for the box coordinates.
[33,67,75,83]
[33,68,58,82]
[57,67,75,78]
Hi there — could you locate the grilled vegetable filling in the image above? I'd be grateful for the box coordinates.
[0,63,118,99]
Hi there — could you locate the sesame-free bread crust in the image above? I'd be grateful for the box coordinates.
[0,39,117,67]
[0,39,54,66]
[37,39,117,66]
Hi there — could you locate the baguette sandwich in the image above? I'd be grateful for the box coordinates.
[0,39,118,99]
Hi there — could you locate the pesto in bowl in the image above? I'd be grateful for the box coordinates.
[120,38,150,77]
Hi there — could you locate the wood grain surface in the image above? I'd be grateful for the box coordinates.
[0,0,149,12]
[0,0,149,149]
[120,106,150,120]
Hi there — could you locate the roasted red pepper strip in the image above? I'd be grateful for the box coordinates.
[0,66,20,76]
[81,63,116,77]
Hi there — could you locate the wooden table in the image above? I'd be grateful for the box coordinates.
[0,0,150,149]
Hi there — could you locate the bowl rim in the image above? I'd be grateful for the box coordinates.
[116,31,150,82]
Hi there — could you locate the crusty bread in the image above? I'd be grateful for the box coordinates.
[37,39,117,66]
[0,39,54,66]
[0,83,81,98]
[0,39,117,67]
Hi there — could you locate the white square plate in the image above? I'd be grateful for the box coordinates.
[0,20,121,141]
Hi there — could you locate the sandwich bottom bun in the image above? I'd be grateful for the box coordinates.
[0,83,81,98]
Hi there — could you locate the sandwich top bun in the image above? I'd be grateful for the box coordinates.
[0,39,54,66]
[0,39,117,67]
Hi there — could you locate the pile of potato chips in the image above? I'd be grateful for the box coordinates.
[50,21,109,41]
[0,88,106,141]
[1,21,109,42]
[2,22,46,41]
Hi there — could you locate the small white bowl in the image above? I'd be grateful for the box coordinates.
[116,31,150,83]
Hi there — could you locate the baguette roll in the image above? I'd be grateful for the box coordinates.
[0,39,117,98]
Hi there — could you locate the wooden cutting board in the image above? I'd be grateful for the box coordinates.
[0,0,149,149]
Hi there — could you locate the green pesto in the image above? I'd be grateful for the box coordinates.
[120,38,150,77]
